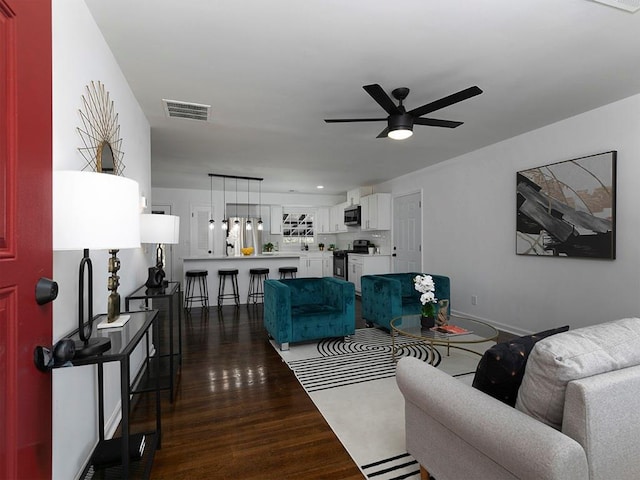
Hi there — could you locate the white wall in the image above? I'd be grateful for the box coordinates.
[379,93,640,336]
[52,1,151,479]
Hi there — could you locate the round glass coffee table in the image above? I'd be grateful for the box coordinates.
[390,314,498,364]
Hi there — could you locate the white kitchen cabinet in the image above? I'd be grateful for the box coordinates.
[349,255,364,294]
[315,207,331,234]
[322,254,333,277]
[347,254,391,295]
[330,202,348,233]
[298,253,324,277]
[361,193,391,231]
[347,186,373,206]
[270,205,283,234]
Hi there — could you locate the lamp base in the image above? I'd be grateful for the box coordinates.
[73,337,112,359]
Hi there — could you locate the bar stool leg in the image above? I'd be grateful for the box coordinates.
[232,274,240,307]
[199,275,209,309]
[185,276,194,312]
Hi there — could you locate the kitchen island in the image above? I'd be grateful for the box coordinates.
[183,254,306,306]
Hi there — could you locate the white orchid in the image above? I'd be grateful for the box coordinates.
[414,274,438,317]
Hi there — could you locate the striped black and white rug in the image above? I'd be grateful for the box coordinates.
[273,328,492,480]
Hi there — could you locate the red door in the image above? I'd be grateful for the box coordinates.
[0,1,53,478]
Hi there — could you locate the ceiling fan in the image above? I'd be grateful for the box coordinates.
[324,84,482,140]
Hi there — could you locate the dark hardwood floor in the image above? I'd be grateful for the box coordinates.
[132,302,365,479]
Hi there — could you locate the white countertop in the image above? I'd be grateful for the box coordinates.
[184,253,302,260]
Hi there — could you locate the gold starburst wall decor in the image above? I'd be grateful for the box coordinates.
[77,80,125,175]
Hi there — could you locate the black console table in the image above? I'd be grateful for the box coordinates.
[57,310,161,479]
[125,281,182,402]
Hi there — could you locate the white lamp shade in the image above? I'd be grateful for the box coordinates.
[140,214,180,244]
[53,171,141,251]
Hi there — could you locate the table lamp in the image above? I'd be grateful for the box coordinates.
[140,213,180,288]
[53,171,140,357]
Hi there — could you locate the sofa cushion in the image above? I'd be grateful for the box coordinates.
[472,325,569,406]
[516,317,640,430]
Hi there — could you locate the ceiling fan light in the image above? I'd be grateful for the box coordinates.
[388,113,414,140]
[388,128,413,140]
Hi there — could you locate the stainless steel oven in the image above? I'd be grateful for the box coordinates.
[333,250,348,280]
[333,240,371,281]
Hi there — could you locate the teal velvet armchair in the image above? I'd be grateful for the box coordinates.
[264,277,356,350]
[361,273,450,330]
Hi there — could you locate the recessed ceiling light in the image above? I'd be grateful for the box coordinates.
[317,185,324,189]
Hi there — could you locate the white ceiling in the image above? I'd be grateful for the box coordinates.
[85,0,640,195]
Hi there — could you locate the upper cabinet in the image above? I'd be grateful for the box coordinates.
[315,207,331,234]
[347,186,373,206]
[330,201,348,233]
[361,193,391,231]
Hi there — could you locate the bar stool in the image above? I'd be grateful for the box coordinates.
[247,268,270,304]
[184,270,209,312]
[217,268,240,308]
[279,266,298,279]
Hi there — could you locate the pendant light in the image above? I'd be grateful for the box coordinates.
[221,177,228,230]
[257,179,263,231]
[208,175,215,230]
[234,178,239,226]
[246,178,252,230]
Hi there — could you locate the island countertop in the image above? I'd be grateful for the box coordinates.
[183,253,304,260]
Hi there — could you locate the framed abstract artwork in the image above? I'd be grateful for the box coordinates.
[516,151,616,259]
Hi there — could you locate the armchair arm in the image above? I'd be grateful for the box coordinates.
[361,275,403,329]
[263,280,292,345]
[322,277,355,309]
[396,357,588,480]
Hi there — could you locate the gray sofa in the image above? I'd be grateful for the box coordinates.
[396,317,640,480]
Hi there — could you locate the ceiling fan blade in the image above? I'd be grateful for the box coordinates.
[376,127,389,138]
[408,86,482,118]
[414,117,463,128]
[363,84,401,115]
[324,118,387,123]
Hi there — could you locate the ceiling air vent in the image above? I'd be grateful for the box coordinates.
[162,99,211,121]
[589,0,640,12]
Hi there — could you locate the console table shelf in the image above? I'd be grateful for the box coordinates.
[57,310,161,480]
[125,281,182,402]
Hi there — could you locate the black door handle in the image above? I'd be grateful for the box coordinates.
[35,277,58,305]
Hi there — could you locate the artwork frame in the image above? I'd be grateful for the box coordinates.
[516,151,616,259]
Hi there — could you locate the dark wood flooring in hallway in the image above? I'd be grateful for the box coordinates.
[133,303,365,479]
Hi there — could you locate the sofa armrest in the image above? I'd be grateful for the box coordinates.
[396,357,588,480]
[361,275,403,329]
[263,279,292,345]
[563,364,640,480]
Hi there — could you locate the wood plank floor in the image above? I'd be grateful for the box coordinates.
[132,302,365,479]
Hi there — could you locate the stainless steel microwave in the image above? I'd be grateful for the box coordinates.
[344,205,361,226]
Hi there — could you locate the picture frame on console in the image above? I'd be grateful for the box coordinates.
[516,150,616,259]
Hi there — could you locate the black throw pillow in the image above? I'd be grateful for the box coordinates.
[472,325,570,407]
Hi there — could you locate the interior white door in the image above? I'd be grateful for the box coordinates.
[190,204,214,257]
[393,191,422,272]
